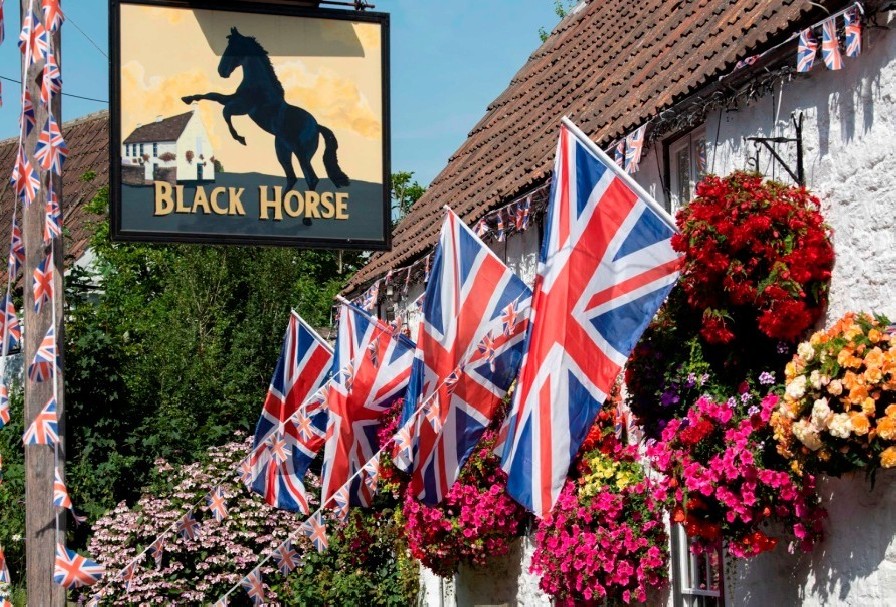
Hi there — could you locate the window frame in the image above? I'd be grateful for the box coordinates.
[664,127,708,215]
[671,523,725,607]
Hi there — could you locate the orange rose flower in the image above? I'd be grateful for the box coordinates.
[880,446,896,468]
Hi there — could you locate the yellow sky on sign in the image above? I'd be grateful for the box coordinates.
[119,5,383,183]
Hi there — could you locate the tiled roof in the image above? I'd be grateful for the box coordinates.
[122,111,193,144]
[0,110,110,284]
[347,0,838,293]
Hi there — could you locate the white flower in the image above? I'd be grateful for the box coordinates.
[786,375,808,400]
[811,398,832,429]
[793,419,823,451]
[798,342,815,362]
[828,413,854,439]
[828,379,843,396]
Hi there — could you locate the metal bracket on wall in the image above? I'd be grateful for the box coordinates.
[745,111,805,186]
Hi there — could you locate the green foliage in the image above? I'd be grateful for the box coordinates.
[539,0,579,42]
[390,171,426,226]
[0,382,25,589]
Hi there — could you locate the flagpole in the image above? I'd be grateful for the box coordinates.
[560,116,680,233]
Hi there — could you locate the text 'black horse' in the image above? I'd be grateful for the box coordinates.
[183,27,350,191]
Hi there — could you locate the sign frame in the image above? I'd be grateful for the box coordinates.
[109,0,392,250]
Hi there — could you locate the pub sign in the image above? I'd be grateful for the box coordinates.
[110,0,391,249]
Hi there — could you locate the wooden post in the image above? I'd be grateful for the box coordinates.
[22,0,65,603]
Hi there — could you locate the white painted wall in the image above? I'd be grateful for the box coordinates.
[175,112,215,182]
[394,14,896,606]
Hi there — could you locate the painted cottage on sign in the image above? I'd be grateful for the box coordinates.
[347,0,896,606]
[120,109,215,185]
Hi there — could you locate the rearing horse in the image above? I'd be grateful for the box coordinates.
[182,27,350,191]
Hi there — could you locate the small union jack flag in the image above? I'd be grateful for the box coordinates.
[495,211,506,242]
[614,140,626,168]
[121,561,137,592]
[330,485,350,521]
[269,434,289,463]
[477,332,498,372]
[206,486,228,522]
[360,282,379,312]
[54,466,72,509]
[13,151,40,206]
[53,544,104,588]
[624,125,646,174]
[0,3,5,47]
[273,540,299,575]
[0,382,10,427]
[423,254,431,282]
[367,339,379,368]
[844,5,861,58]
[423,398,442,433]
[33,252,54,313]
[475,219,488,238]
[8,219,24,277]
[21,90,35,136]
[241,568,265,605]
[176,511,200,541]
[0,296,20,352]
[40,52,62,105]
[733,55,759,71]
[19,13,49,65]
[35,114,68,175]
[514,196,530,231]
[500,300,520,337]
[301,512,328,552]
[17,10,35,55]
[822,18,842,70]
[28,324,59,383]
[44,188,62,242]
[0,545,10,583]
[42,0,64,32]
[149,538,165,569]
[362,454,380,494]
[23,397,58,445]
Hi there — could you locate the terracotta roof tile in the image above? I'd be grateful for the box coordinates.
[346,0,833,294]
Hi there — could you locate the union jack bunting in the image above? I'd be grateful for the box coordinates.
[733,55,759,71]
[35,113,68,175]
[360,282,378,312]
[21,90,35,136]
[19,11,48,64]
[273,540,299,575]
[12,151,40,206]
[17,9,35,55]
[44,187,62,242]
[241,568,265,605]
[121,561,136,592]
[176,511,200,541]
[41,0,64,32]
[238,458,252,484]
[23,397,58,445]
[206,486,228,522]
[423,253,431,282]
[53,466,72,508]
[0,545,9,583]
[0,296,19,351]
[475,219,488,238]
[300,512,328,552]
[362,453,380,494]
[514,196,530,231]
[329,485,350,521]
[614,140,625,168]
[321,303,415,506]
[822,18,843,70]
[53,544,104,588]
[499,119,681,518]
[149,538,165,569]
[495,211,506,242]
[249,312,332,512]
[624,124,646,174]
[395,209,532,504]
[0,382,9,427]
[40,52,62,105]
[28,324,59,383]
[0,2,4,46]
[8,219,24,277]
[32,252,53,313]
[844,5,861,58]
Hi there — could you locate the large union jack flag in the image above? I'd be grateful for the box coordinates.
[394,209,531,505]
[499,119,681,518]
[54,544,104,588]
[23,397,58,445]
[35,114,67,175]
[844,5,861,58]
[321,303,415,506]
[822,18,842,70]
[248,311,332,512]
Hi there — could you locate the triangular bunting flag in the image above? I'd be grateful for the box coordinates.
[23,397,58,445]
[53,544,104,588]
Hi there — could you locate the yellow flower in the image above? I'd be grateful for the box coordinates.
[848,384,870,406]
[850,412,871,436]
[865,347,885,369]
[865,367,884,384]
[886,404,896,419]
[868,328,882,344]
[810,332,824,346]
[878,417,896,441]
[880,446,896,468]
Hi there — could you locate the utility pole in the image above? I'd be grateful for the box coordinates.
[22,0,65,603]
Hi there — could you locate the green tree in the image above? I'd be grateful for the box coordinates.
[539,0,580,42]
[390,171,426,226]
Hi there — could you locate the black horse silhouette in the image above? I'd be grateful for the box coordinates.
[182,27,350,191]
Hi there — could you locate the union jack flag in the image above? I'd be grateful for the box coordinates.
[53,466,72,508]
[176,511,200,541]
[44,187,62,242]
[249,312,332,512]
[17,10,35,55]
[359,282,379,312]
[238,458,252,484]
[624,125,646,174]
[8,219,24,277]
[241,568,265,605]
[514,196,530,231]
[423,253,431,282]
[329,485,350,521]
[362,453,380,494]
[300,512,328,552]
[475,219,488,238]
[273,540,299,575]
[33,252,54,313]
[21,90,35,136]
[121,561,136,592]
[23,397,58,445]
[797,28,818,73]
[35,114,68,175]
[42,0,64,32]
[321,303,414,506]
[149,538,165,569]
[822,18,842,70]
[499,119,681,518]
[495,211,506,242]
[28,324,59,383]
[844,5,861,58]
[206,486,228,522]
[394,210,531,504]
[0,296,20,352]
[0,3,5,46]
[0,382,9,427]
[733,55,759,71]
[19,12,48,65]
[53,544,104,588]
[40,52,62,105]
[12,150,40,206]
[0,545,9,583]
[614,140,625,168]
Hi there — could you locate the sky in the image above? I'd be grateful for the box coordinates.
[0,0,559,188]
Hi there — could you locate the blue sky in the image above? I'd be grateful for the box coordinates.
[0,1,558,187]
